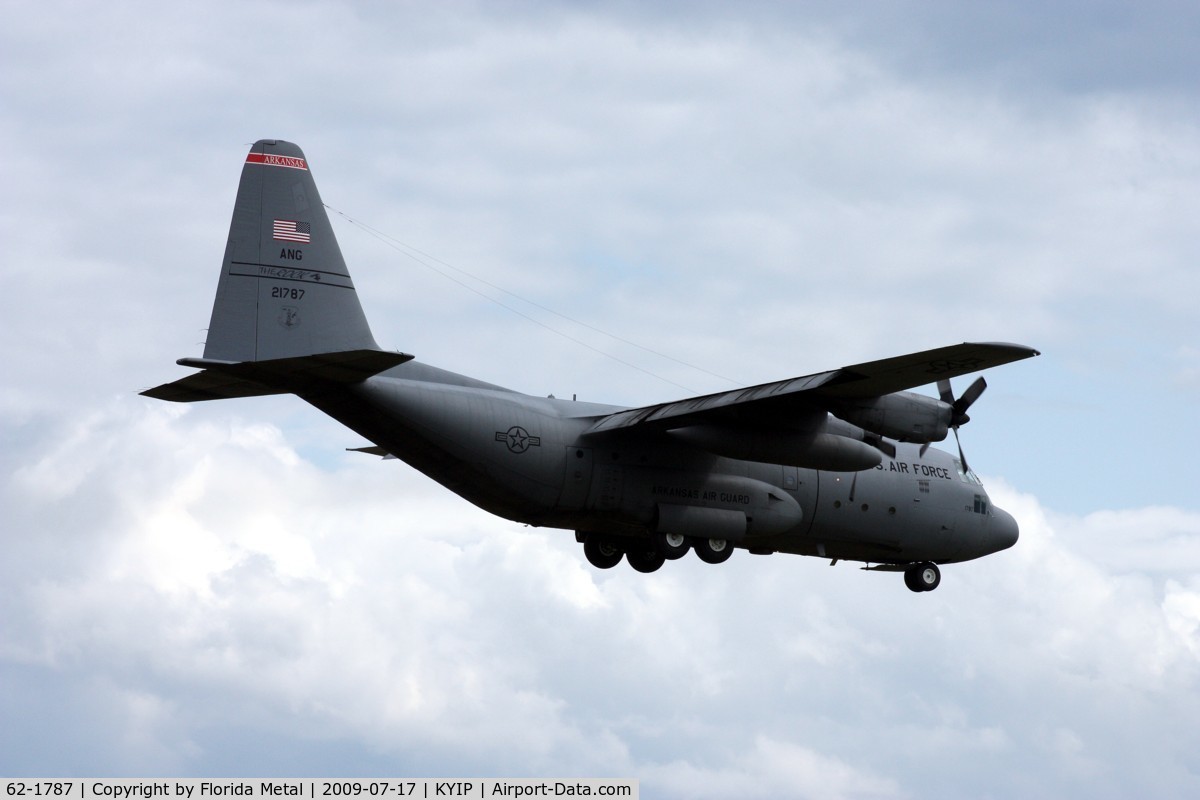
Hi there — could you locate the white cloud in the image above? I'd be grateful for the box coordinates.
[646,736,902,800]
[3,403,1200,796]
[1164,580,1200,661]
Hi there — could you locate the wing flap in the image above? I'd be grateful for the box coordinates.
[586,372,833,434]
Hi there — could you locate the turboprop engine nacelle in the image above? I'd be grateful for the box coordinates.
[667,425,883,471]
[830,391,951,444]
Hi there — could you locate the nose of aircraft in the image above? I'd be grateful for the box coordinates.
[989,506,1020,553]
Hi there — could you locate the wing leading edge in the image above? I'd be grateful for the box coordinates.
[584,342,1039,436]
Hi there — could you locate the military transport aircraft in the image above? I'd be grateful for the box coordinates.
[143,140,1038,593]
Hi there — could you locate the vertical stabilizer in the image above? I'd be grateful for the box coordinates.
[203,140,379,362]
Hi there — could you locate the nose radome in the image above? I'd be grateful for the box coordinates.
[990,506,1020,552]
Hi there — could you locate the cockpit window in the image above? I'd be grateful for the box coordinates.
[953,460,984,486]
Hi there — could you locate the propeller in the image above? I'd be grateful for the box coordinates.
[933,376,987,473]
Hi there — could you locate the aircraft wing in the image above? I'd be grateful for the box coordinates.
[584,341,1039,435]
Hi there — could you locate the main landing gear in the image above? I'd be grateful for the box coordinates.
[581,533,734,573]
[903,562,941,592]
[582,536,624,570]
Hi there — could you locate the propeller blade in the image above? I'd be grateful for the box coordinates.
[954,376,987,419]
[938,379,955,406]
[867,435,897,460]
[953,426,970,474]
[937,375,987,473]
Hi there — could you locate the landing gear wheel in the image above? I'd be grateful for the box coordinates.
[656,531,691,560]
[626,543,667,573]
[904,562,941,592]
[903,568,922,592]
[583,536,624,570]
[694,537,734,565]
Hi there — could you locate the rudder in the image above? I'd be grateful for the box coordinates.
[203,139,379,362]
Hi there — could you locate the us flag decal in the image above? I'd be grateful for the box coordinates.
[273,219,311,243]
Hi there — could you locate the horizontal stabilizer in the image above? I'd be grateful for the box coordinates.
[139,370,285,403]
[347,445,396,460]
[141,349,413,403]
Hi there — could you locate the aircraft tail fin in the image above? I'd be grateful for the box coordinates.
[202,139,379,363]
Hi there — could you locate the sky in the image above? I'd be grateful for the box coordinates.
[3,0,1199,796]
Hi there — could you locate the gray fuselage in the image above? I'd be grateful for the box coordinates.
[303,359,1019,567]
